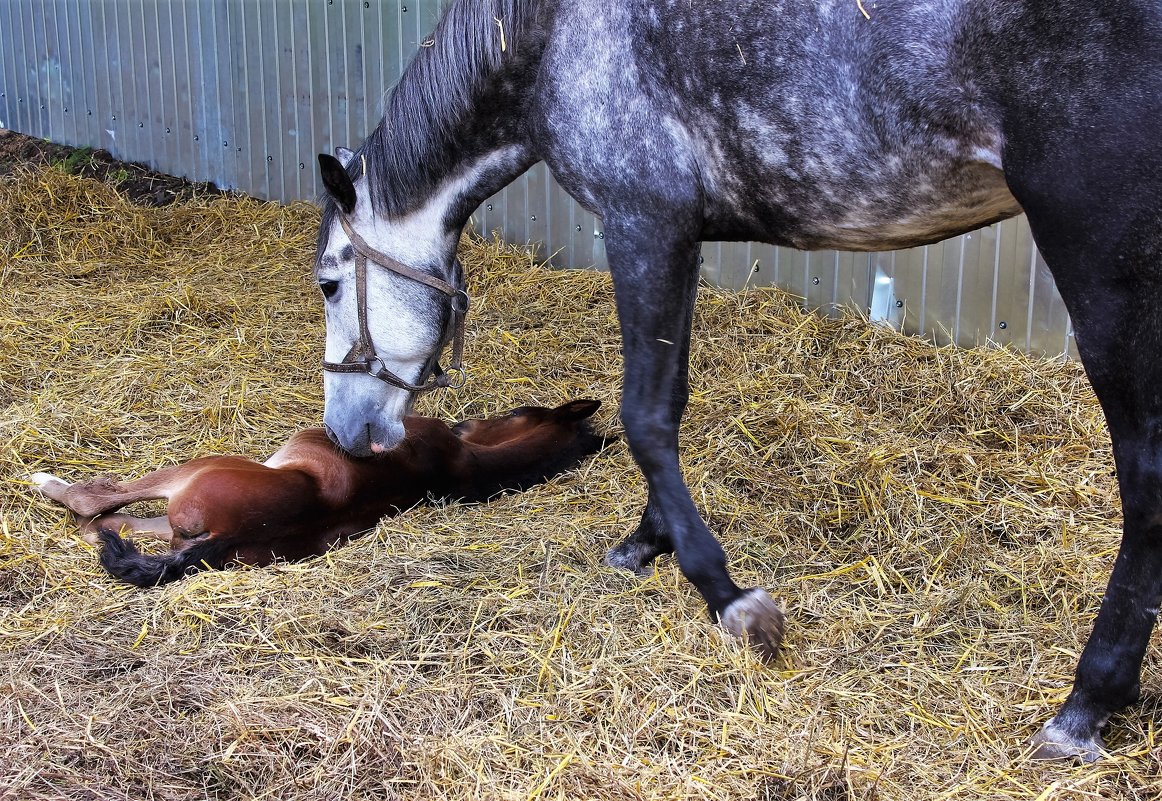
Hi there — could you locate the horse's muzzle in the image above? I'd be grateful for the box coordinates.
[323,418,404,458]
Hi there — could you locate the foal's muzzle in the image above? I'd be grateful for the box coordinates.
[321,215,469,393]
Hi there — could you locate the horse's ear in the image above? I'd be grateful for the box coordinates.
[555,399,601,421]
[318,153,356,215]
[334,146,355,167]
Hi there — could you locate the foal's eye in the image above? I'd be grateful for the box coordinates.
[319,279,340,299]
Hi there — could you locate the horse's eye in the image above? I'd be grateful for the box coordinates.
[319,279,340,299]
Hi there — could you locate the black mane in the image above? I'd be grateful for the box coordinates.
[318,0,544,244]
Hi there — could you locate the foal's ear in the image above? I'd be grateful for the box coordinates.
[334,146,356,167]
[554,399,601,421]
[318,153,357,215]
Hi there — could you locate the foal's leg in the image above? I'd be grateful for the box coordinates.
[30,464,197,518]
[1004,114,1162,760]
[603,211,784,657]
[78,514,175,546]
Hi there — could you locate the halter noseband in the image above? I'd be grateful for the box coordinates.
[321,215,469,393]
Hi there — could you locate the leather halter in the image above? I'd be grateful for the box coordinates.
[321,215,469,393]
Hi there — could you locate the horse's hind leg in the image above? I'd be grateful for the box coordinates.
[603,208,784,658]
[29,465,194,518]
[78,514,174,546]
[1004,107,1162,760]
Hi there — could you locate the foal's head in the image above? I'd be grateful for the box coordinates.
[449,399,608,497]
[453,399,604,448]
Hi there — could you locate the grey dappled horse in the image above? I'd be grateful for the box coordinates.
[312,0,1162,760]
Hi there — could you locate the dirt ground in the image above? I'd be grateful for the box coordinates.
[0,129,227,206]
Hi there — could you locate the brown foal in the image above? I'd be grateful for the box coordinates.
[30,399,607,586]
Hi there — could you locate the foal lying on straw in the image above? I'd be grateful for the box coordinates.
[30,399,607,586]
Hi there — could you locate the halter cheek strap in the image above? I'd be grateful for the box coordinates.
[321,215,469,393]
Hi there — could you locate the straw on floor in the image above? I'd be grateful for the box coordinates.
[2,166,1160,800]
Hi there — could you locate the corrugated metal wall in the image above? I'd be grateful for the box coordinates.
[0,0,1076,357]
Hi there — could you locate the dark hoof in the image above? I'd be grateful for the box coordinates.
[1029,718,1104,762]
[604,539,664,576]
[719,588,785,661]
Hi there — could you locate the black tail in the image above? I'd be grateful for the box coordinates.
[97,530,227,588]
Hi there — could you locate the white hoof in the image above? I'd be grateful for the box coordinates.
[28,472,67,493]
[719,588,785,661]
[1030,717,1105,762]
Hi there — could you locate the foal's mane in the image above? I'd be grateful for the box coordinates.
[318,0,543,240]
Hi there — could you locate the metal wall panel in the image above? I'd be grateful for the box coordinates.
[0,0,1077,357]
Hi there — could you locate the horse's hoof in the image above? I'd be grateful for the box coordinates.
[1029,717,1104,762]
[28,472,69,502]
[719,588,785,661]
[604,540,660,576]
[28,471,65,492]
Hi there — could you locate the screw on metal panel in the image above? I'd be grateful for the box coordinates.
[139,122,144,127]
[40,105,44,110]
[530,215,536,221]
[998,321,1007,329]
[486,203,493,211]
[193,134,199,141]
[237,147,242,152]
[165,127,171,133]
[364,1,369,6]
[699,256,704,265]
[299,162,305,169]
[895,300,903,308]
[87,110,92,115]
[112,114,117,120]
[402,5,408,10]
[812,276,820,285]
[598,232,605,239]
[64,107,68,113]
[576,225,582,232]
[267,155,273,161]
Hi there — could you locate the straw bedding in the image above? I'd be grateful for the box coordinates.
[1,166,1160,800]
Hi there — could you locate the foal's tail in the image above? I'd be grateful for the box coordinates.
[97,530,227,588]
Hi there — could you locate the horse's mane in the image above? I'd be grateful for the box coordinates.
[319,0,543,237]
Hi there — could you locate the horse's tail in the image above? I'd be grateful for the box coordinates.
[97,530,227,587]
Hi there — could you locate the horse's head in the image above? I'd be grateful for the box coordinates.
[315,147,466,456]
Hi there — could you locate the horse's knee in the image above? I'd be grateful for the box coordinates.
[619,407,676,470]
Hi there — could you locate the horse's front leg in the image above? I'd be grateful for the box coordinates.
[603,214,784,658]
[604,259,695,575]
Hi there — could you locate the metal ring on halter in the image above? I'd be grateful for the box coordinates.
[442,366,468,389]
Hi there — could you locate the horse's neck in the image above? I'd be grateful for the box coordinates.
[366,0,546,225]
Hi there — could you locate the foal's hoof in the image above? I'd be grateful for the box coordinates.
[28,471,65,492]
[719,588,785,661]
[28,471,70,502]
[1029,717,1104,762]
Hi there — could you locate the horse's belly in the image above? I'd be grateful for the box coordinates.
[702,127,1023,252]
[782,163,1023,251]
